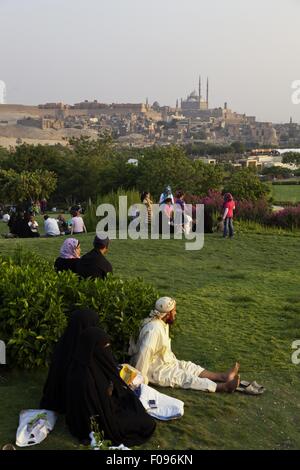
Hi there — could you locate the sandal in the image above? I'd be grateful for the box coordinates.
[236,380,265,395]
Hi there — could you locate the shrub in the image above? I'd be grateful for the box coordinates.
[267,205,300,230]
[0,249,158,368]
[235,198,272,223]
[185,191,272,225]
[223,168,270,201]
[84,189,141,232]
[185,190,224,211]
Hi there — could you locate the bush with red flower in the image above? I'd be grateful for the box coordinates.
[267,205,300,230]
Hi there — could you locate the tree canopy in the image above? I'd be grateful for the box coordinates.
[0,169,57,204]
[0,139,271,204]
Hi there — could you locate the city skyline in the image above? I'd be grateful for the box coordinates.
[1,0,300,123]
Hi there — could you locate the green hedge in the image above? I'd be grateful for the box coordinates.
[0,249,158,368]
[272,181,300,185]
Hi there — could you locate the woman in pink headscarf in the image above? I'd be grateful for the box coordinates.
[54,238,81,274]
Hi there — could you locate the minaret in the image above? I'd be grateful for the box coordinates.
[198,75,202,105]
[206,78,209,109]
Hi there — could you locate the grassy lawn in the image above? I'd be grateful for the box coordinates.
[269,184,300,204]
[1,230,300,450]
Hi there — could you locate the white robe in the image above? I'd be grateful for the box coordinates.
[129,318,217,393]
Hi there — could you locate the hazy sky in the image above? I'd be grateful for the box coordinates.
[1,0,300,122]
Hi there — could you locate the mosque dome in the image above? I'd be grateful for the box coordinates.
[187,90,199,101]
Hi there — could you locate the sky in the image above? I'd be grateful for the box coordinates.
[1,0,300,122]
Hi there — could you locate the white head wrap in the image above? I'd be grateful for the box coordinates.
[149,297,176,320]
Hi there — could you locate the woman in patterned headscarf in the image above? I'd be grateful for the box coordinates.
[54,238,81,274]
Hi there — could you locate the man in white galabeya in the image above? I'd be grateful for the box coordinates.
[129,297,240,393]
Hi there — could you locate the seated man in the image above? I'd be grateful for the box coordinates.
[129,297,240,393]
[76,235,112,280]
[44,215,60,237]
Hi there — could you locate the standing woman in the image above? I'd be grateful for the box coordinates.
[66,327,156,446]
[222,193,236,239]
[141,191,153,227]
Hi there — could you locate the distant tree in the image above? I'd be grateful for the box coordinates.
[99,154,140,195]
[230,141,246,154]
[184,143,233,156]
[0,169,57,205]
[136,146,195,198]
[0,146,10,162]
[136,146,225,198]
[192,160,224,195]
[282,152,300,165]
[7,142,72,173]
[294,168,300,177]
[68,133,114,158]
[262,166,293,179]
[223,168,270,201]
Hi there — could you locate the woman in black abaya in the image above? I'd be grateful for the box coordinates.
[65,327,156,446]
[40,309,99,413]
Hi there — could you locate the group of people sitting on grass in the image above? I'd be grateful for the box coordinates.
[40,300,240,447]
[3,209,87,239]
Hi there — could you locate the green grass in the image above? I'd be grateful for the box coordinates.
[1,231,300,450]
[269,184,300,204]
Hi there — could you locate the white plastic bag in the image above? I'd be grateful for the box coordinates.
[138,384,184,420]
[16,409,57,447]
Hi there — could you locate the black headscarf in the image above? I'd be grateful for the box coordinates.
[40,309,99,413]
[65,327,156,446]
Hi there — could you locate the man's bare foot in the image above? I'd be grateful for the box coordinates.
[216,375,240,393]
[221,362,240,382]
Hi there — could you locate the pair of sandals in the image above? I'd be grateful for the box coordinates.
[236,380,265,395]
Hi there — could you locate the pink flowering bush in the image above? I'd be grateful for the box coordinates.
[185,190,224,211]
[235,198,272,223]
[186,191,271,223]
[267,205,300,230]
[185,191,300,230]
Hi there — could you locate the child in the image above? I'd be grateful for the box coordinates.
[214,216,224,233]
[28,215,39,234]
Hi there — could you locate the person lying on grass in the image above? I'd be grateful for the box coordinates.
[129,297,240,393]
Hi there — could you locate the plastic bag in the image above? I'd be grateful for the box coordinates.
[138,384,184,420]
[119,364,144,389]
[16,409,57,447]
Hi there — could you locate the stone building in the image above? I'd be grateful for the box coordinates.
[17,116,64,130]
[181,76,209,117]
